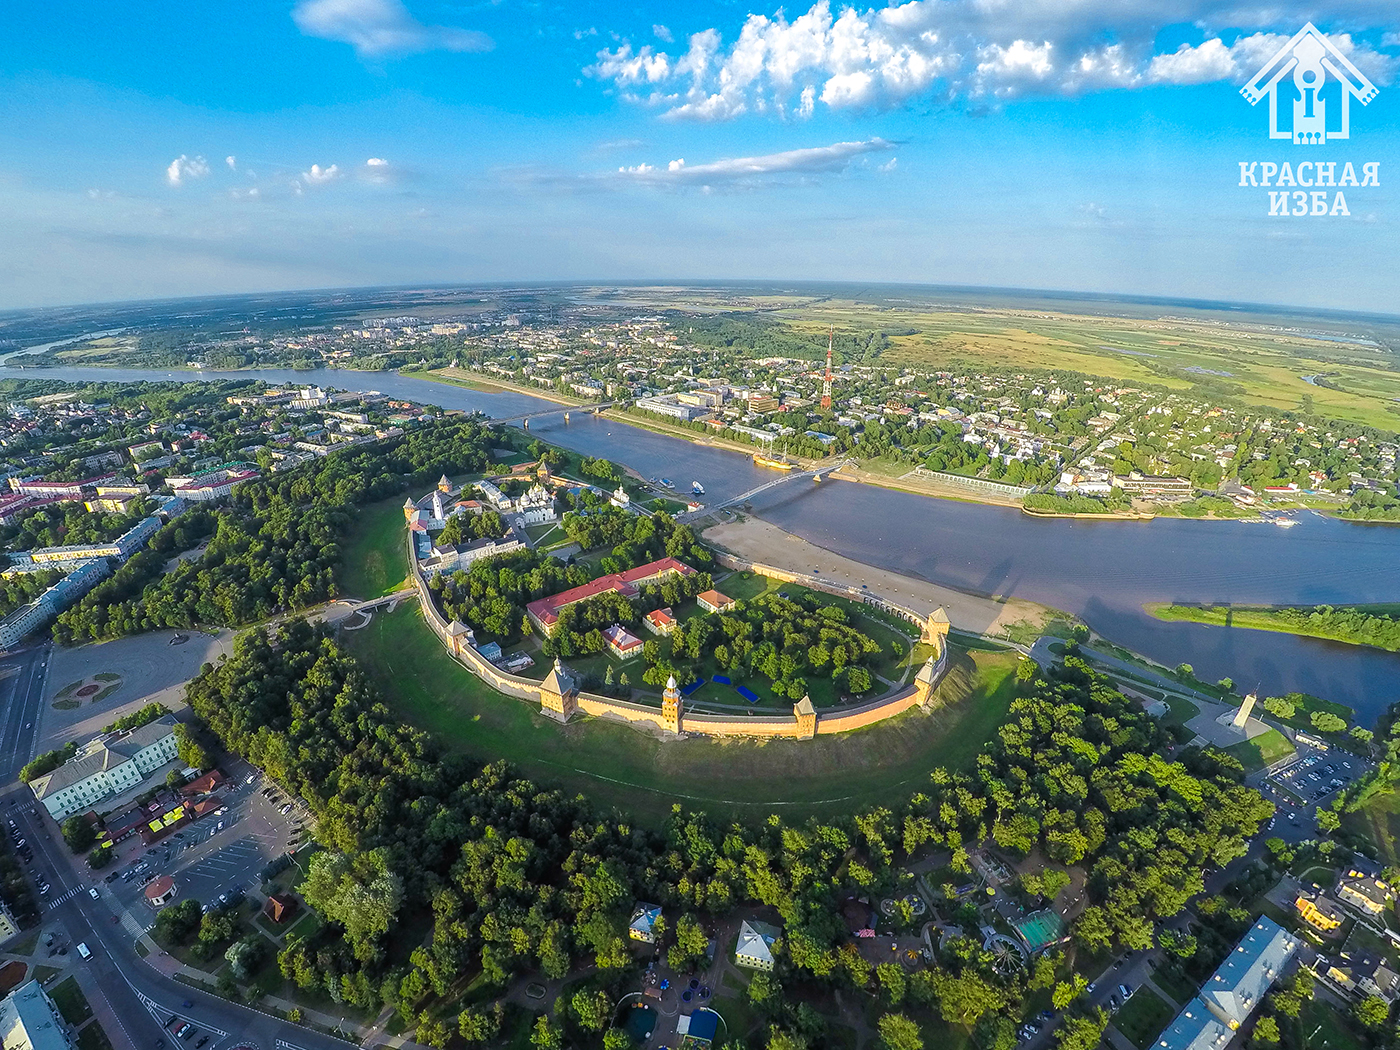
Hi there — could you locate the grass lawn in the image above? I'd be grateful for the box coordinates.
[1224,729,1296,772]
[1345,785,1400,866]
[1301,998,1365,1050]
[32,965,60,985]
[346,603,1022,826]
[338,493,412,599]
[49,977,93,1025]
[1149,964,1199,1007]
[1111,987,1175,1050]
[9,932,38,956]
[1161,694,1200,726]
[75,1023,114,1050]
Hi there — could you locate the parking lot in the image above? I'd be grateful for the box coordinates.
[104,761,309,913]
[1265,743,1369,818]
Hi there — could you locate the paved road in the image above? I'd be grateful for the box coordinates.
[0,645,51,782]
[9,797,354,1050]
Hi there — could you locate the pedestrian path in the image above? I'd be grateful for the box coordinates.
[46,887,81,909]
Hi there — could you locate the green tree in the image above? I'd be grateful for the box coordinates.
[571,989,612,1033]
[667,914,709,972]
[1252,1015,1280,1044]
[458,1005,502,1044]
[602,1030,633,1050]
[877,962,907,1005]
[531,1015,563,1050]
[61,816,96,853]
[1354,995,1390,1030]
[173,722,211,770]
[1052,975,1088,1010]
[1311,711,1348,734]
[1263,696,1295,720]
[1054,1010,1108,1050]
[878,1012,924,1050]
[1316,809,1341,833]
[225,936,265,980]
[301,849,403,960]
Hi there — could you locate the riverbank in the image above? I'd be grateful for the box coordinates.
[1022,506,1155,521]
[422,367,590,408]
[703,516,1061,639]
[1147,602,1400,653]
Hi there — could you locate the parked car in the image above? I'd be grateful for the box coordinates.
[1118,984,1135,1001]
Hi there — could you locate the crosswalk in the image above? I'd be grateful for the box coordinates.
[136,990,229,1039]
[46,887,80,909]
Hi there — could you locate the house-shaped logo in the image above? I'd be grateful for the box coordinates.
[1240,23,1378,144]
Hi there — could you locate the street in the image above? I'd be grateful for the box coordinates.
[5,791,353,1050]
[0,644,51,782]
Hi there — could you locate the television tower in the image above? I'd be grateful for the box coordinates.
[821,328,834,410]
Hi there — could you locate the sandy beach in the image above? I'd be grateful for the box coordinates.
[703,517,1057,637]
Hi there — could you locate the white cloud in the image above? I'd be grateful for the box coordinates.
[292,0,491,58]
[364,158,392,183]
[654,24,673,43]
[226,156,237,171]
[302,163,341,184]
[588,1,1400,119]
[366,157,389,166]
[615,138,895,187]
[166,155,210,187]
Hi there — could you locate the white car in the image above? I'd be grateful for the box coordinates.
[88,888,99,900]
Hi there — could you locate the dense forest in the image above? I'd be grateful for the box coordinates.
[182,622,1270,1049]
[54,418,504,642]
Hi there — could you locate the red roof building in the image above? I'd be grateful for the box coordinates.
[526,558,695,635]
[179,770,226,797]
[602,624,644,659]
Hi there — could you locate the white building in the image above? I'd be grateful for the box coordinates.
[419,537,525,577]
[0,560,111,651]
[29,716,181,820]
[0,981,73,1050]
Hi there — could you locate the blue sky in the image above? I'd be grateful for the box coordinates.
[0,1,1397,313]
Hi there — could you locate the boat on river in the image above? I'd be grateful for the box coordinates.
[659,478,675,489]
[692,481,705,495]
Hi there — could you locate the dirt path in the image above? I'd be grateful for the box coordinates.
[703,517,1055,637]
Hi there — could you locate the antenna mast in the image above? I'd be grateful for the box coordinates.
[821,328,834,410]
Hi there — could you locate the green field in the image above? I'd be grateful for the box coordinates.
[1224,729,1296,773]
[583,287,1400,430]
[338,494,412,599]
[344,603,1021,825]
[1111,987,1175,1050]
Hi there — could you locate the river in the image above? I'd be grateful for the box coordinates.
[8,363,1400,724]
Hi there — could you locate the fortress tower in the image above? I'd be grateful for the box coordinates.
[403,497,417,521]
[921,607,951,647]
[662,675,683,734]
[539,659,579,722]
[437,474,452,493]
[794,695,817,740]
[912,657,941,708]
